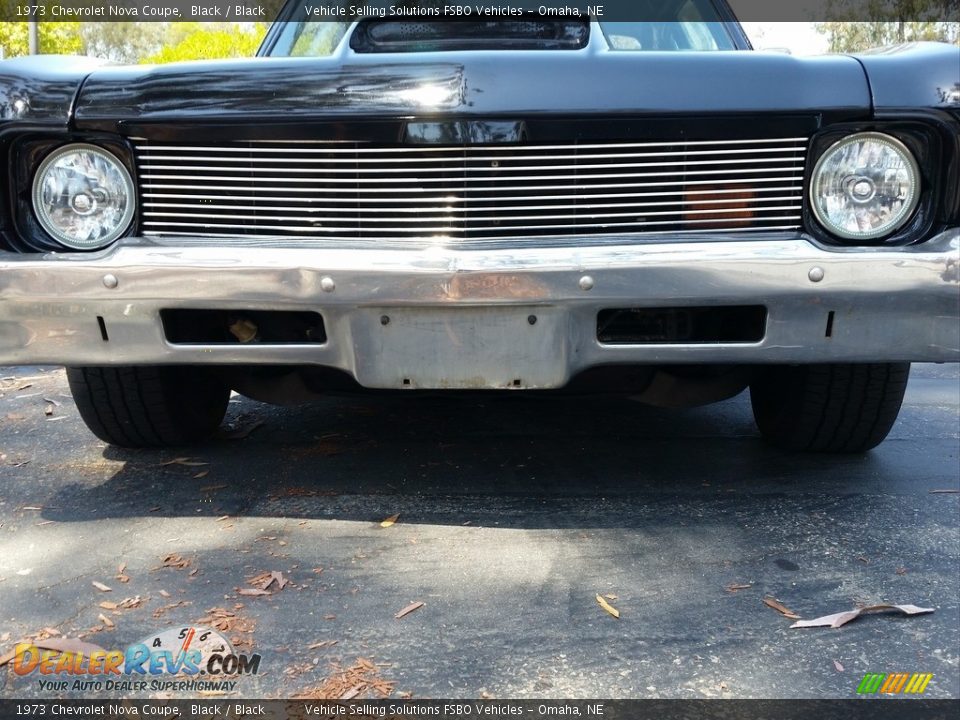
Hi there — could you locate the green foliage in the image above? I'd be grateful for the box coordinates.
[141,23,268,64]
[0,21,83,57]
[1,21,267,63]
[79,22,170,64]
[816,1,959,52]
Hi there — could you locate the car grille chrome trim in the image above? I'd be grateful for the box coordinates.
[135,137,807,242]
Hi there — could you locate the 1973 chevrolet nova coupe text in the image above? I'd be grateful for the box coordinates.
[1,2,958,452]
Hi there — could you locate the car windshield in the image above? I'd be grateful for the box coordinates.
[267,0,737,57]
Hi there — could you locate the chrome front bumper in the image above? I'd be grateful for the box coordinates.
[1,232,958,389]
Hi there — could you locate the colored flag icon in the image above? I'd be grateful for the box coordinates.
[857,673,932,694]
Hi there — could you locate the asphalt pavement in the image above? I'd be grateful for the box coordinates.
[0,363,958,699]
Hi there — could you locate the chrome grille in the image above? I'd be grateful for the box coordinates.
[135,137,808,243]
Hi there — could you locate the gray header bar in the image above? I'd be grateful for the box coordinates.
[1,0,958,22]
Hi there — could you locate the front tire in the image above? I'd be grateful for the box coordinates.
[67,366,230,448]
[750,363,910,453]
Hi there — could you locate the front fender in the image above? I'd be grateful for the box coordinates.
[0,55,108,127]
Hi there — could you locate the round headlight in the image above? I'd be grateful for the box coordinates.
[32,143,135,250]
[810,132,920,242]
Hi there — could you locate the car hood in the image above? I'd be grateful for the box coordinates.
[73,51,872,131]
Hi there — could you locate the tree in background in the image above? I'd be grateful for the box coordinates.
[0,22,82,57]
[80,22,170,64]
[817,0,959,52]
[140,23,268,64]
[0,21,267,63]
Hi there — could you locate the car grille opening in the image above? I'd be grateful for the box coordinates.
[597,306,767,344]
[161,309,326,345]
[135,137,807,244]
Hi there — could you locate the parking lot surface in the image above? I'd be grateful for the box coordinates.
[1,363,958,699]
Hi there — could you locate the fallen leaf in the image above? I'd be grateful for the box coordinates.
[199,483,227,492]
[194,471,210,480]
[380,514,400,528]
[604,594,619,600]
[268,571,290,591]
[791,604,934,629]
[324,614,336,621]
[929,489,959,494]
[293,658,394,700]
[98,601,119,610]
[394,601,424,619]
[41,628,61,637]
[117,574,130,584]
[596,594,620,619]
[763,596,801,620]
[117,563,126,574]
[44,404,54,416]
[158,590,171,598]
[725,583,753,593]
[92,581,112,593]
[160,554,191,570]
[118,596,144,610]
[896,567,908,575]
[160,457,208,467]
[98,614,115,628]
[237,588,272,597]
[308,640,339,650]
[834,660,845,672]
[153,600,191,619]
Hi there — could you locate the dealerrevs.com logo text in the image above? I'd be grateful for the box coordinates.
[11,626,261,694]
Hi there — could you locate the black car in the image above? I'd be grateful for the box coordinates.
[1,2,958,452]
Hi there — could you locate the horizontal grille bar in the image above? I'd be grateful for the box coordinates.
[135,137,810,153]
[142,186,803,205]
[139,157,801,174]
[136,148,800,164]
[142,196,803,214]
[135,137,807,242]
[143,206,802,223]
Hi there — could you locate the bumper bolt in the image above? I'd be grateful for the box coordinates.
[320,276,336,293]
[380,315,391,326]
[579,275,595,291]
[808,267,825,283]
[528,315,537,325]
[102,274,119,289]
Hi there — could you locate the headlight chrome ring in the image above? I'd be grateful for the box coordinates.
[810,131,921,242]
[32,143,136,251]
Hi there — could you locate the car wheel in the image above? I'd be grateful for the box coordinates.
[66,366,230,448]
[750,363,910,453]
